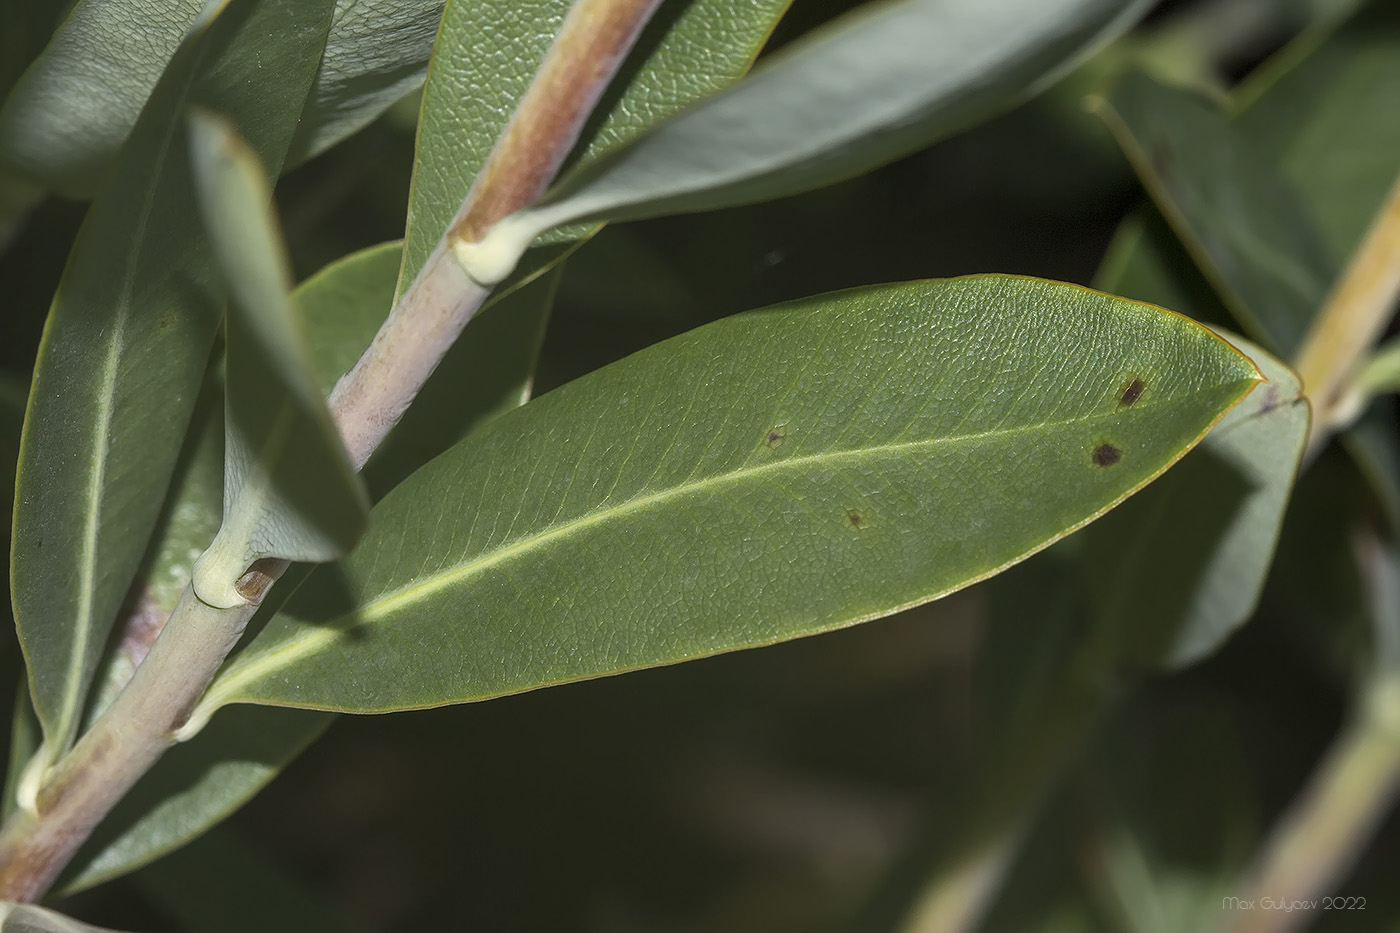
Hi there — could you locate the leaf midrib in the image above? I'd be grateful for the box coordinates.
[210,398,1202,702]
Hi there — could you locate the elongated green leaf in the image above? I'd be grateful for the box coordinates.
[400,0,793,299]
[0,0,206,197]
[51,241,559,892]
[1091,71,1334,357]
[188,110,367,609]
[1081,333,1309,670]
[197,275,1257,714]
[0,905,126,933]
[286,0,445,166]
[11,0,335,772]
[461,0,1152,279]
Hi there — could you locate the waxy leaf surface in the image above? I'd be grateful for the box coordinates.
[10,0,334,769]
[487,0,1151,249]
[201,275,1258,713]
[188,111,367,609]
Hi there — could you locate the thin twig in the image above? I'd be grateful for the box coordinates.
[327,0,663,468]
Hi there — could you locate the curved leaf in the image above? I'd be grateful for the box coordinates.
[465,0,1153,273]
[1081,332,1309,669]
[187,110,367,609]
[285,0,445,166]
[0,0,205,197]
[198,275,1258,714]
[10,0,335,774]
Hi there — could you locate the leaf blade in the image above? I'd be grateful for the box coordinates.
[187,110,368,608]
[203,275,1259,713]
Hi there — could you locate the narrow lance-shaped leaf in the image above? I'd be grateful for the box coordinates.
[194,275,1258,716]
[1081,332,1309,669]
[10,0,335,775]
[188,109,368,609]
[455,0,1153,284]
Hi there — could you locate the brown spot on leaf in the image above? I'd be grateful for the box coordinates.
[1119,378,1145,408]
[1092,443,1122,467]
[763,425,787,449]
[845,509,866,529]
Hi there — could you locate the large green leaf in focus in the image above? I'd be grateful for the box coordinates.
[286,0,445,166]
[10,0,334,773]
[399,0,794,301]
[1092,71,1333,357]
[197,275,1258,714]
[473,0,1152,261]
[187,110,367,609]
[0,0,205,197]
[1080,333,1308,670]
[52,241,559,891]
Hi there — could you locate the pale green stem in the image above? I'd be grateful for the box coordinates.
[0,0,663,901]
[1220,673,1400,933]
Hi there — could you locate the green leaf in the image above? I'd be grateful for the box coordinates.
[1081,333,1309,670]
[78,368,223,733]
[1091,71,1334,357]
[0,904,127,933]
[400,0,794,299]
[285,0,445,166]
[187,109,367,609]
[198,275,1258,714]
[461,0,1153,278]
[10,0,335,773]
[0,0,206,197]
